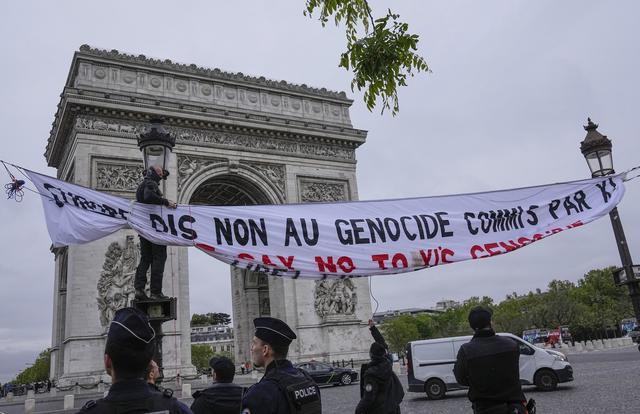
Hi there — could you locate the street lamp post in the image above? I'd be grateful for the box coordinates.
[579,118,640,322]
[137,118,176,174]
[134,117,177,381]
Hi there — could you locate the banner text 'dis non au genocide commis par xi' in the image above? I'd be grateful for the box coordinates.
[25,169,626,279]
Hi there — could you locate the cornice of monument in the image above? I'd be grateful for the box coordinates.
[46,46,368,168]
[45,93,365,167]
[75,45,351,101]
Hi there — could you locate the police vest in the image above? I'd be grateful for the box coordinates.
[80,389,179,414]
[264,368,321,414]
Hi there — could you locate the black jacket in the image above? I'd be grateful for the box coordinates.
[136,169,169,206]
[191,382,243,414]
[356,356,401,414]
[453,329,525,405]
[78,379,192,414]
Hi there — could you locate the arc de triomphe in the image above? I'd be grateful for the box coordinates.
[45,46,372,385]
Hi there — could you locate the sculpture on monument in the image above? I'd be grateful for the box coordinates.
[314,279,358,318]
[97,235,138,328]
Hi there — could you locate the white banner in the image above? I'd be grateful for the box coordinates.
[26,169,626,279]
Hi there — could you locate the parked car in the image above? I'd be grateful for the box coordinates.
[629,326,640,343]
[406,333,573,399]
[294,361,358,386]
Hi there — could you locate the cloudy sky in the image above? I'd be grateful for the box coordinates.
[1,1,639,382]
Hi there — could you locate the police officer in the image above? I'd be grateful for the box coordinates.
[78,307,192,414]
[241,317,321,414]
[134,165,176,301]
[453,306,527,414]
[191,356,243,414]
[145,360,161,392]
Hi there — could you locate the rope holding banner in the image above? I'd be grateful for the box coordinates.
[369,276,380,314]
[623,165,640,182]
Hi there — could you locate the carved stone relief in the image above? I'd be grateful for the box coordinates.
[74,115,355,161]
[299,179,348,203]
[177,154,224,192]
[96,235,139,328]
[243,162,285,195]
[77,45,349,100]
[314,279,357,318]
[95,162,144,192]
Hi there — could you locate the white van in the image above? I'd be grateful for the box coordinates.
[406,333,573,399]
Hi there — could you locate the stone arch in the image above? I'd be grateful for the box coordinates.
[178,162,285,206]
[179,161,283,364]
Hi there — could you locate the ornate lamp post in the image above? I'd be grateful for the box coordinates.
[134,117,177,381]
[579,118,640,323]
[137,118,176,174]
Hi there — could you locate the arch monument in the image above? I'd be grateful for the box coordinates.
[45,46,373,385]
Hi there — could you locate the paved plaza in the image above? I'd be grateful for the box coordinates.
[1,345,638,413]
[321,345,640,414]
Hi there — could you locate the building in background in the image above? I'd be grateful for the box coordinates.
[191,325,234,355]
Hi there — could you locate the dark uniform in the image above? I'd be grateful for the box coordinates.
[241,317,321,414]
[356,342,403,414]
[191,357,243,414]
[80,379,190,414]
[453,307,526,414]
[134,167,171,298]
[78,307,192,414]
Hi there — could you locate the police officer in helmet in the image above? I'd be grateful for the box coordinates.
[78,307,192,414]
[241,317,321,414]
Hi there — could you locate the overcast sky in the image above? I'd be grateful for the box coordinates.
[1,1,639,382]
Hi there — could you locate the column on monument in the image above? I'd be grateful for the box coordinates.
[231,269,264,365]
[50,247,68,379]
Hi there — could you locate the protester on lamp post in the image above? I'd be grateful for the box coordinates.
[453,306,529,414]
[78,307,192,414]
[191,356,243,414]
[241,317,321,414]
[134,165,177,301]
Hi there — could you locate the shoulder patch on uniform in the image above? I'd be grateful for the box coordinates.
[81,400,97,410]
[162,388,174,398]
[242,409,251,414]
[365,383,373,392]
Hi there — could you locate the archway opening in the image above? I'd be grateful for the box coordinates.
[187,174,272,366]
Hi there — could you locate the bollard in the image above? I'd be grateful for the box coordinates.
[6,392,13,402]
[604,339,612,349]
[181,383,191,399]
[27,389,35,399]
[50,388,57,397]
[25,398,36,414]
[63,394,75,410]
[585,341,594,351]
[251,369,258,379]
[574,342,584,352]
[201,374,208,384]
